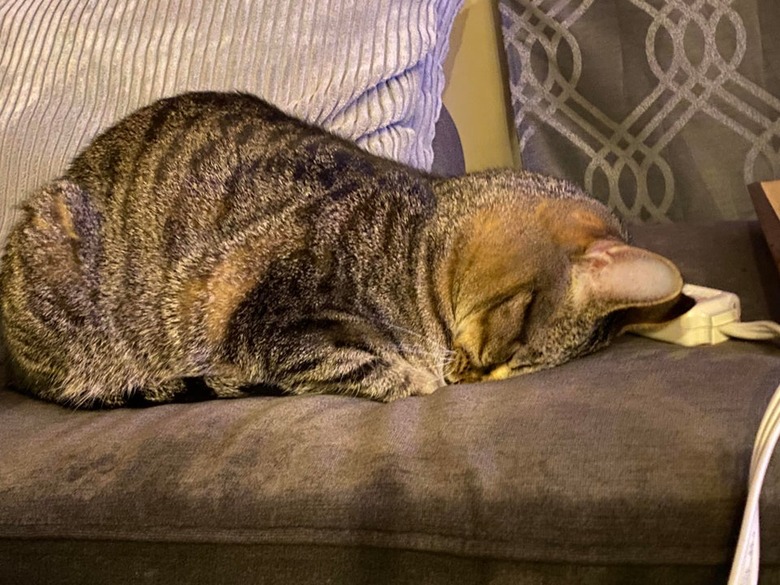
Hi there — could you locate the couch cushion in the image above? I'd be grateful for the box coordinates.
[1,221,779,584]
[0,0,462,245]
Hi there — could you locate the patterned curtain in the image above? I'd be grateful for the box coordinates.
[499,0,780,222]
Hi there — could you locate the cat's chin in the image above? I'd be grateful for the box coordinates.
[483,363,544,381]
[443,362,544,385]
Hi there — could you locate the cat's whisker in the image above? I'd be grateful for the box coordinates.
[384,322,448,351]
[397,344,454,364]
[396,344,444,357]
[384,321,426,339]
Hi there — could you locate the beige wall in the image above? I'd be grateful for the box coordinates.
[442,0,520,172]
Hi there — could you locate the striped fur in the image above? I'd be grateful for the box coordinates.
[0,92,686,407]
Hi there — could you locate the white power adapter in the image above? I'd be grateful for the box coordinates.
[632,283,741,346]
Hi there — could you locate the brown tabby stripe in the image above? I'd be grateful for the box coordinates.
[2,89,668,406]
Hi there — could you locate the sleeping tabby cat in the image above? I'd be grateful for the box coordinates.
[0,92,688,407]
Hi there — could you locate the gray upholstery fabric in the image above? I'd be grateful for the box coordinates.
[498,0,780,222]
[1,221,779,584]
[431,106,466,177]
[0,540,749,585]
[0,0,462,246]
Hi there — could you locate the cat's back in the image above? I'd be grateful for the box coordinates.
[66,92,412,258]
[0,91,436,404]
[68,92,319,232]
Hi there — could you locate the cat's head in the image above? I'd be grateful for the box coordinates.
[438,172,692,385]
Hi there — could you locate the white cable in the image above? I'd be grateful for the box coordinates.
[728,382,780,585]
[630,283,780,583]
[721,321,780,341]
[721,308,780,584]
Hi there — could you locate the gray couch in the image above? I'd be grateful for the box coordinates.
[2,1,780,583]
[1,110,780,584]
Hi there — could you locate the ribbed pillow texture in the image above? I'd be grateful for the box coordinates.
[0,0,462,246]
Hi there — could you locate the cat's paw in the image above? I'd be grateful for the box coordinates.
[408,368,443,397]
[377,364,443,401]
[203,375,248,398]
[442,345,484,384]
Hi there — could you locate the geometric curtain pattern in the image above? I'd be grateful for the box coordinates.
[499,0,780,221]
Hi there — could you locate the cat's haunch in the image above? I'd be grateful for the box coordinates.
[0,92,687,407]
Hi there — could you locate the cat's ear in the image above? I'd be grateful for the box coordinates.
[570,240,686,313]
[617,292,697,332]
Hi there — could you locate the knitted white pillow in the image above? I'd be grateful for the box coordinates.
[0,0,462,244]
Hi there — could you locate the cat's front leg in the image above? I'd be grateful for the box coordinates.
[127,375,248,406]
[371,359,443,401]
[272,347,442,401]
